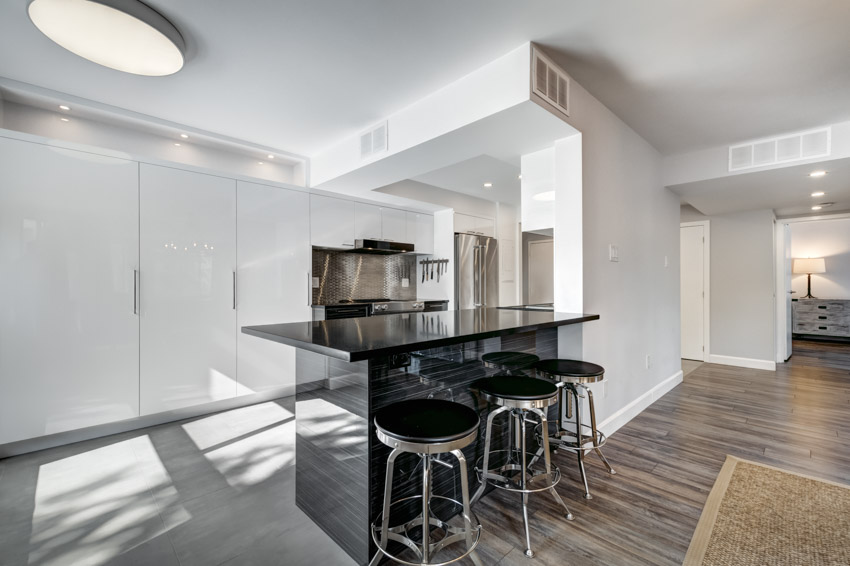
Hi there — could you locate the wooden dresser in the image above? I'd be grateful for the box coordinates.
[793,299,850,338]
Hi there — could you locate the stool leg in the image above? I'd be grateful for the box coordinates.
[531,408,574,521]
[422,455,432,563]
[519,411,534,558]
[370,448,401,566]
[585,387,615,475]
[573,386,592,500]
[471,406,505,506]
[450,449,483,566]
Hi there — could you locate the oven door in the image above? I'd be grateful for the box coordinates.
[320,305,371,320]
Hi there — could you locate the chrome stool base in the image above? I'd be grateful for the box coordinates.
[475,449,563,495]
[370,494,481,566]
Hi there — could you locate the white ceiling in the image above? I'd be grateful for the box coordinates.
[670,157,850,217]
[412,155,521,206]
[1,1,849,158]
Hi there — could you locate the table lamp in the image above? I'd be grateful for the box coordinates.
[792,258,826,299]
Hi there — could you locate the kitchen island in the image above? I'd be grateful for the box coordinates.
[243,308,598,565]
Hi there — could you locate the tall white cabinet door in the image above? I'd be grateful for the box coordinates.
[354,202,382,240]
[140,164,237,415]
[407,212,434,254]
[0,137,139,444]
[310,194,355,248]
[381,208,408,242]
[236,181,310,395]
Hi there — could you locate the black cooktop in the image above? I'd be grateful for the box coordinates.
[337,298,392,304]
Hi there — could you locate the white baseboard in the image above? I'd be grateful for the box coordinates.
[708,354,776,371]
[597,370,683,437]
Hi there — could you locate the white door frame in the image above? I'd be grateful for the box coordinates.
[680,221,710,360]
[774,211,850,362]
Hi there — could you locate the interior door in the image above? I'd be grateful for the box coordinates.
[681,225,705,361]
[236,181,310,395]
[783,223,793,360]
[140,164,237,415]
[527,239,554,304]
[0,137,139,444]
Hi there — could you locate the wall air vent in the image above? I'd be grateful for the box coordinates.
[531,46,570,118]
[360,121,388,160]
[728,127,831,172]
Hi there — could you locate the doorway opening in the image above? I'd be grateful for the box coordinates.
[680,221,710,372]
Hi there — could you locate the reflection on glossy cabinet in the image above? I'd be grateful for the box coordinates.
[0,137,140,444]
[236,181,310,395]
[454,213,494,237]
[407,212,434,254]
[311,194,355,248]
[354,202,382,240]
[139,164,237,415]
[382,207,408,242]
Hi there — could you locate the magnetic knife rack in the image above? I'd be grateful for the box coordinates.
[420,258,449,282]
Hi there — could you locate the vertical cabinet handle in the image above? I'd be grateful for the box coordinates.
[232,271,236,310]
[133,269,139,315]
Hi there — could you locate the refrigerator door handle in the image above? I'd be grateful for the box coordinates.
[473,244,486,307]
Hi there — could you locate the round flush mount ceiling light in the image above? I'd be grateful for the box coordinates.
[808,170,827,178]
[28,0,185,76]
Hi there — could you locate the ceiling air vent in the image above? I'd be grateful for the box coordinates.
[728,127,831,172]
[531,46,570,117]
[360,121,388,160]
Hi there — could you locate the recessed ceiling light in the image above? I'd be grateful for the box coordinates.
[59,117,69,122]
[28,0,185,76]
[58,104,70,111]
[483,182,493,188]
[258,161,264,165]
[173,143,181,147]
[180,133,189,139]
[811,206,823,210]
[267,154,274,159]
[809,170,827,177]
[811,191,825,197]
[533,191,556,202]
[518,174,522,180]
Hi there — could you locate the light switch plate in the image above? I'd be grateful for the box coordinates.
[664,255,669,268]
[609,244,619,262]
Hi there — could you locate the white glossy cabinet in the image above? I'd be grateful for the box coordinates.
[454,213,494,237]
[139,164,237,415]
[354,202,382,240]
[382,208,408,242]
[236,181,310,395]
[0,137,140,444]
[407,212,435,254]
[311,194,355,248]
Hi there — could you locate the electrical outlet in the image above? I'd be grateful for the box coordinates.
[602,381,608,399]
[401,278,410,288]
[609,244,619,262]
[664,255,669,268]
[312,277,319,288]
[645,354,651,369]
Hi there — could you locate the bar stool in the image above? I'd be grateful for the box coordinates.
[481,352,540,376]
[470,375,573,558]
[534,359,616,500]
[370,399,483,566]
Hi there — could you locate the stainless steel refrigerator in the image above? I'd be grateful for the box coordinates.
[455,233,498,309]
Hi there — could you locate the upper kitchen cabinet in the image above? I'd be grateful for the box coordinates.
[139,164,237,415]
[407,212,435,254]
[0,137,140,445]
[354,202,382,241]
[381,207,408,242]
[236,181,310,395]
[454,213,495,238]
[311,194,355,248]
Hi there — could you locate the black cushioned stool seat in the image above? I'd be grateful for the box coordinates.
[481,352,540,374]
[374,399,479,444]
[472,375,557,402]
[535,359,604,382]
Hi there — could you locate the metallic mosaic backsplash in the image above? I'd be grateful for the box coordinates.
[312,249,417,304]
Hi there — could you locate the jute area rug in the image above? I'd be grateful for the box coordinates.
[683,455,850,566]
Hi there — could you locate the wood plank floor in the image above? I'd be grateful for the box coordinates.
[1,340,847,565]
[472,339,850,565]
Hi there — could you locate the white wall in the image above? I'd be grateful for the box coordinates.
[555,79,682,434]
[681,206,777,364]
[790,217,850,299]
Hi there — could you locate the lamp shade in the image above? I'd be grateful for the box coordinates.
[792,258,826,274]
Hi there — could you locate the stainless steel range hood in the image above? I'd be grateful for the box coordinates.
[350,239,414,254]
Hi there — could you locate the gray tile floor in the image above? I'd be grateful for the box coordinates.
[0,398,356,566]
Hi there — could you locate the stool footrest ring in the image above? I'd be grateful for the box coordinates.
[535,422,609,452]
[371,494,481,566]
[474,450,562,494]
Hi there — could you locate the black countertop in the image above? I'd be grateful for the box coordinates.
[242,308,599,362]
